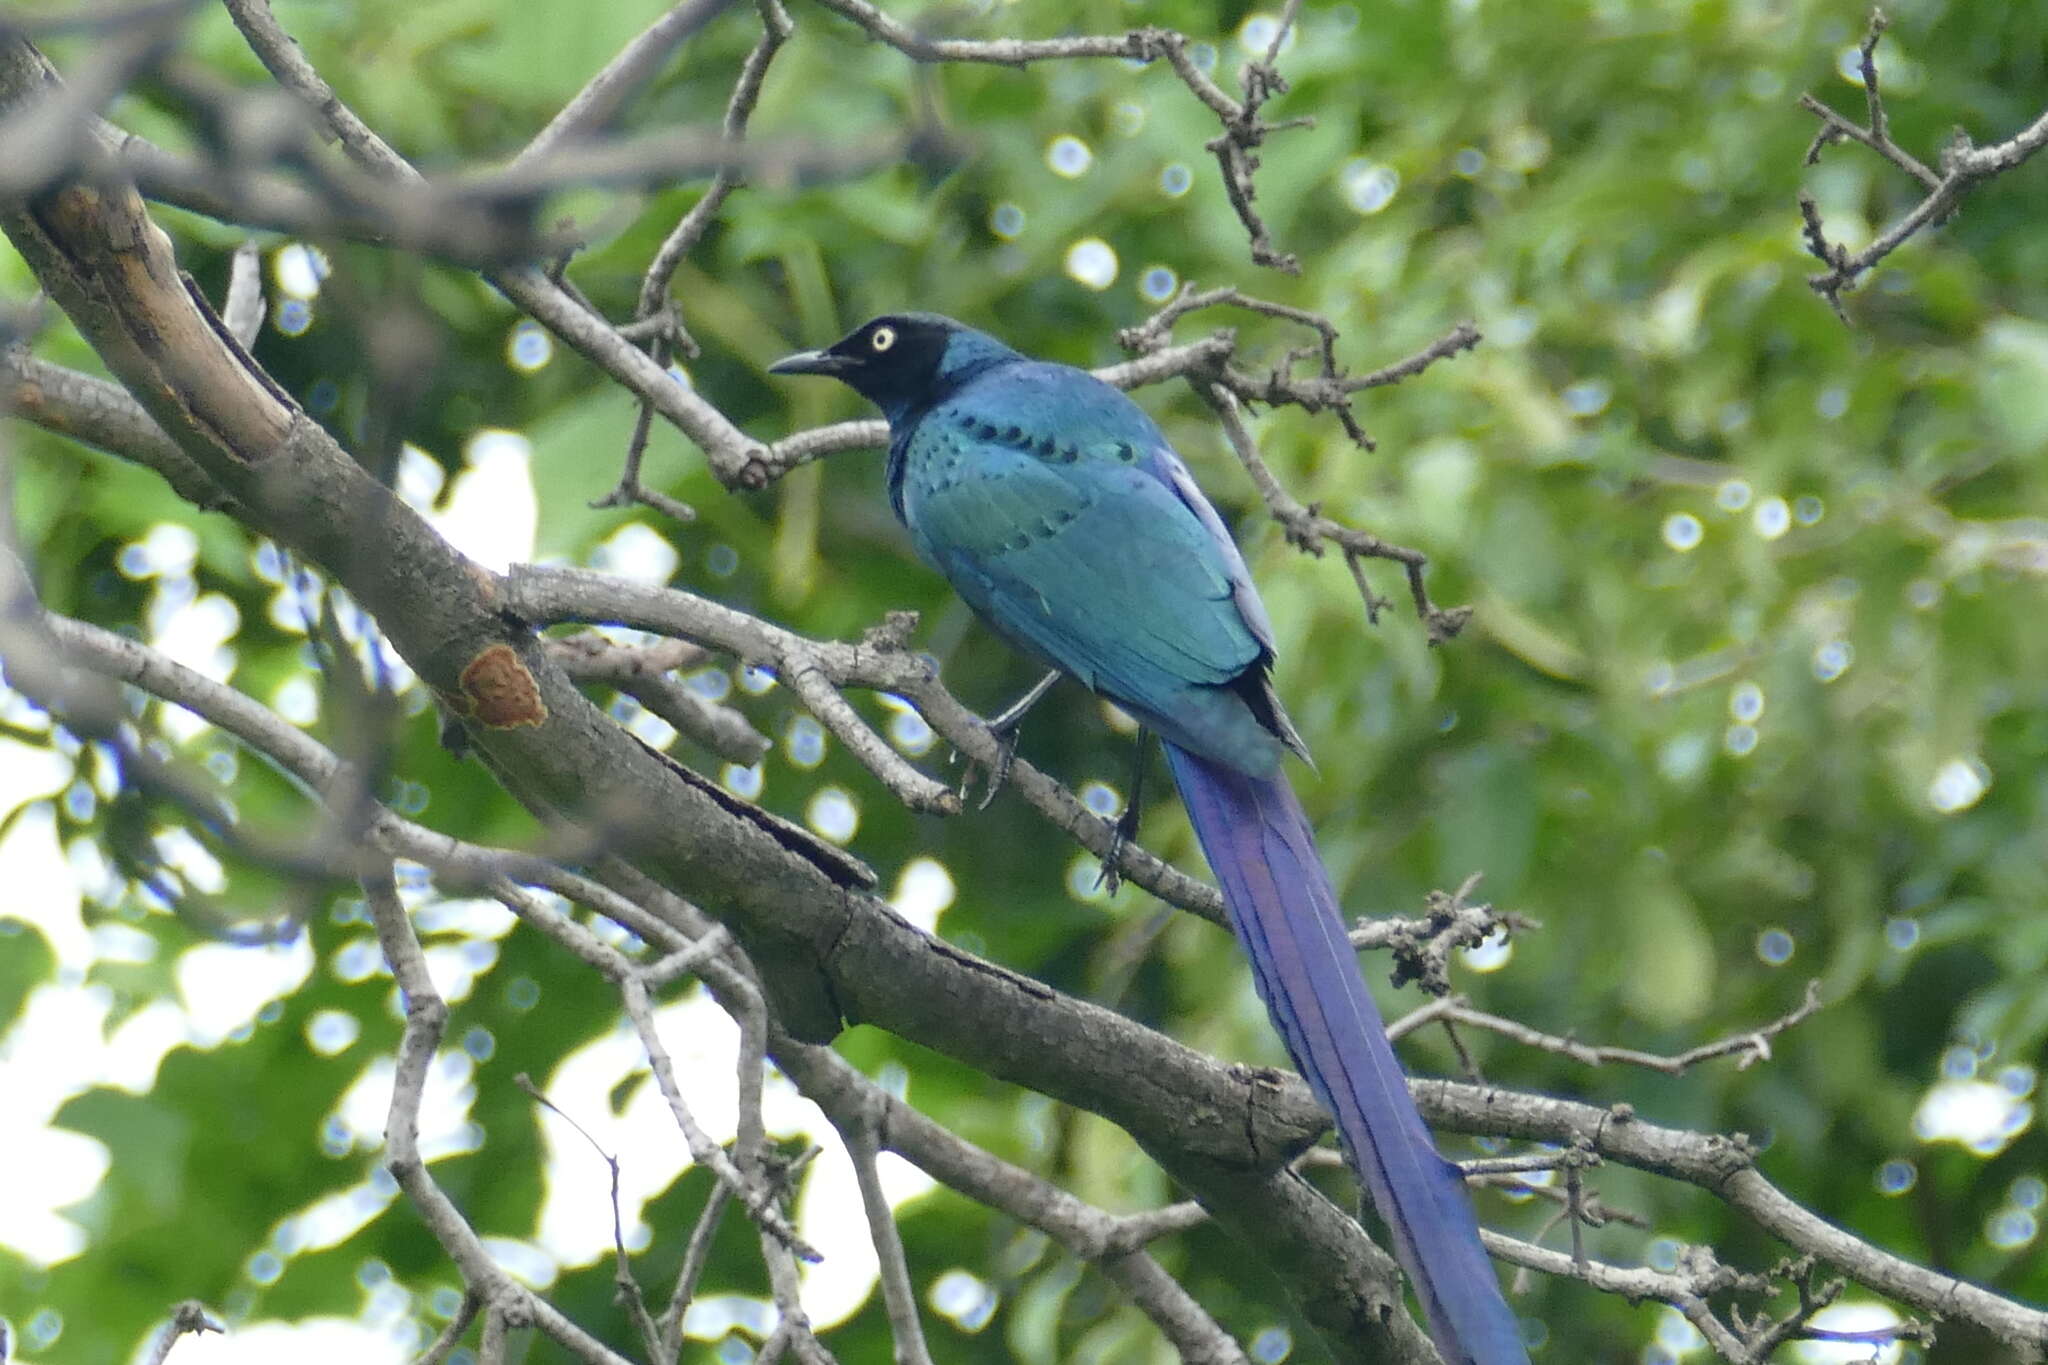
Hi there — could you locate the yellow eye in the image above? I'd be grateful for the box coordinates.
[870,325,897,353]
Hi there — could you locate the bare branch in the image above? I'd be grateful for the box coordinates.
[545,630,769,765]
[773,1037,1250,1364]
[619,973,820,1260]
[412,1291,481,1365]
[363,863,640,1365]
[1445,980,1826,1076]
[1798,13,1938,188]
[1798,8,2048,309]
[1121,283,1480,450]
[219,241,263,348]
[739,335,1239,487]
[1199,383,1473,643]
[656,1183,733,1360]
[1,347,233,509]
[0,0,187,197]
[220,0,412,176]
[635,0,792,321]
[142,1302,222,1365]
[38,574,2048,1361]
[594,0,793,518]
[504,566,1219,918]
[832,1093,936,1365]
[802,0,1309,269]
[513,0,739,167]
[513,1075,666,1360]
[1351,874,1527,995]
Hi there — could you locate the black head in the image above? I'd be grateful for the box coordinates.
[769,313,1019,422]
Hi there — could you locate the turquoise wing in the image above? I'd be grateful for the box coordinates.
[901,411,1276,767]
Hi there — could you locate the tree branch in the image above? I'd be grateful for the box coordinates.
[1798,8,2048,312]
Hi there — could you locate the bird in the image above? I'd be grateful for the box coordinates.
[772,313,1527,1365]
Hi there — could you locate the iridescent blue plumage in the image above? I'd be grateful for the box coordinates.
[772,315,1527,1365]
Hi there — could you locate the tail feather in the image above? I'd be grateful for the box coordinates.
[1165,742,1527,1365]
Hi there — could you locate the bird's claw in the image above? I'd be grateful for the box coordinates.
[976,727,1020,810]
[1093,806,1140,895]
[957,670,1058,809]
[953,720,1023,810]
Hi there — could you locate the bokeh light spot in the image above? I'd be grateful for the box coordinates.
[1661,513,1703,551]
[1249,1325,1293,1363]
[275,297,314,336]
[1460,928,1513,973]
[1988,1209,2038,1251]
[1080,782,1120,818]
[306,1009,360,1057]
[507,320,553,372]
[1237,13,1295,56]
[722,762,763,798]
[786,715,826,768]
[1046,135,1093,178]
[929,1268,997,1332]
[890,857,956,934]
[888,705,934,757]
[1561,379,1610,416]
[807,787,859,843]
[1928,757,1990,814]
[1715,479,1753,512]
[273,242,330,299]
[1753,496,1791,539]
[1064,238,1118,290]
[1339,159,1399,214]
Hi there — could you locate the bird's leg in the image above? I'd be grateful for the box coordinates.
[964,669,1060,809]
[1095,727,1149,895]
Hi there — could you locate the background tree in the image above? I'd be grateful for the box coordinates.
[1,2,2045,1363]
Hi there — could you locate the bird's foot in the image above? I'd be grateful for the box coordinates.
[955,671,1058,810]
[969,722,1021,811]
[951,712,1023,810]
[1093,805,1141,895]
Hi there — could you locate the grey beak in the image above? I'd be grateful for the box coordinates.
[768,348,847,376]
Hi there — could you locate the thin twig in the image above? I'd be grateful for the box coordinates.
[618,973,821,1260]
[362,863,638,1365]
[142,1302,222,1365]
[412,1290,482,1365]
[513,0,739,167]
[1198,382,1474,642]
[832,1093,936,1365]
[513,1076,665,1359]
[1445,979,1825,1075]
[1797,8,2048,310]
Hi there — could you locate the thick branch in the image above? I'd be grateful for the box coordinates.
[41,609,2048,1359]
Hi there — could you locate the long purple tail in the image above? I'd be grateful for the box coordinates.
[1164,742,1527,1365]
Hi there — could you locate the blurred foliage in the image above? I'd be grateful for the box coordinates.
[3,0,2047,1362]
